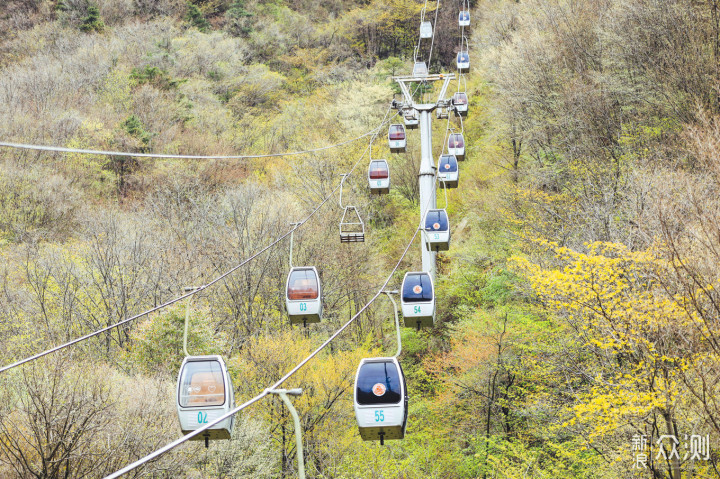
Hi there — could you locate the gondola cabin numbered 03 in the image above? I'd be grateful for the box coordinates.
[400,271,435,328]
[353,357,408,444]
[285,266,323,324]
[176,355,235,441]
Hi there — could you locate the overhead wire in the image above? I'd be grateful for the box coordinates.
[0,126,382,161]
[0,107,398,374]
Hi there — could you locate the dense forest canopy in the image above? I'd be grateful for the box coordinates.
[1,0,720,478]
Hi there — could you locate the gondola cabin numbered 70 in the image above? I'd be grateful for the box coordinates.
[400,272,435,328]
[353,357,408,445]
[285,266,323,325]
[176,355,235,442]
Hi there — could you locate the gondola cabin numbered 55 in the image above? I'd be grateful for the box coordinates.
[353,357,408,444]
[176,355,235,441]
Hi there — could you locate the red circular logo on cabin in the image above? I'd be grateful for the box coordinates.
[433,222,440,230]
[372,383,387,396]
[413,285,422,294]
[444,164,450,170]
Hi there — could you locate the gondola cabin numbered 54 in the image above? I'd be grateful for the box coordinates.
[400,271,435,328]
[176,355,235,442]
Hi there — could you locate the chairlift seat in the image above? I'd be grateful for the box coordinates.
[340,206,365,243]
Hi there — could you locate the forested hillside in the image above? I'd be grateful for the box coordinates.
[1,0,719,478]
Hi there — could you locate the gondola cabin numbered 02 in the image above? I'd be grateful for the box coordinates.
[400,271,435,328]
[176,355,235,441]
[353,357,408,444]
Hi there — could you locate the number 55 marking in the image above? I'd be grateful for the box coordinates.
[374,410,384,422]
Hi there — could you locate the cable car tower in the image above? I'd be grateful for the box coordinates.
[391,73,454,280]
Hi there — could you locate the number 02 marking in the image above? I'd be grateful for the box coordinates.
[198,411,208,424]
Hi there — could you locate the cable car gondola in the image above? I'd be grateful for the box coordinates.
[420,21,433,39]
[177,355,235,444]
[456,52,470,72]
[452,92,469,116]
[368,159,390,195]
[448,133,465,160]
[388,124,406,153]
[438,154,459,188]
[353,357,408,444]
[423,209,450,252]
[412,61,428,77]
[403,109,419,129]
[400,272,435,328]
[286,266,323,324]
[459,10,470,27]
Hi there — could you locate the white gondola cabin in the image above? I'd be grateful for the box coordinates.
[401,272,435,328]
[452,92,469,116]
[177,355,235,443]
[459,10,470,27]
[368,159,390,194]
[448,133,465,160]
[403,109,419,129]
[423,209,450,252]
[286,266,323,324]
[437,154,459,188]
[388,124,406,153]
[456,52,470,72]
[354,357,408,444]
[420,21,433,39]
[412,61,428,77]
[340,206,365,242]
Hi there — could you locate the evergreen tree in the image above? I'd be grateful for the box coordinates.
[185,3,210,32]
[79,4,104,33]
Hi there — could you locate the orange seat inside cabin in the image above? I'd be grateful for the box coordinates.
[288,278,319,300]
[186,372,225,406]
